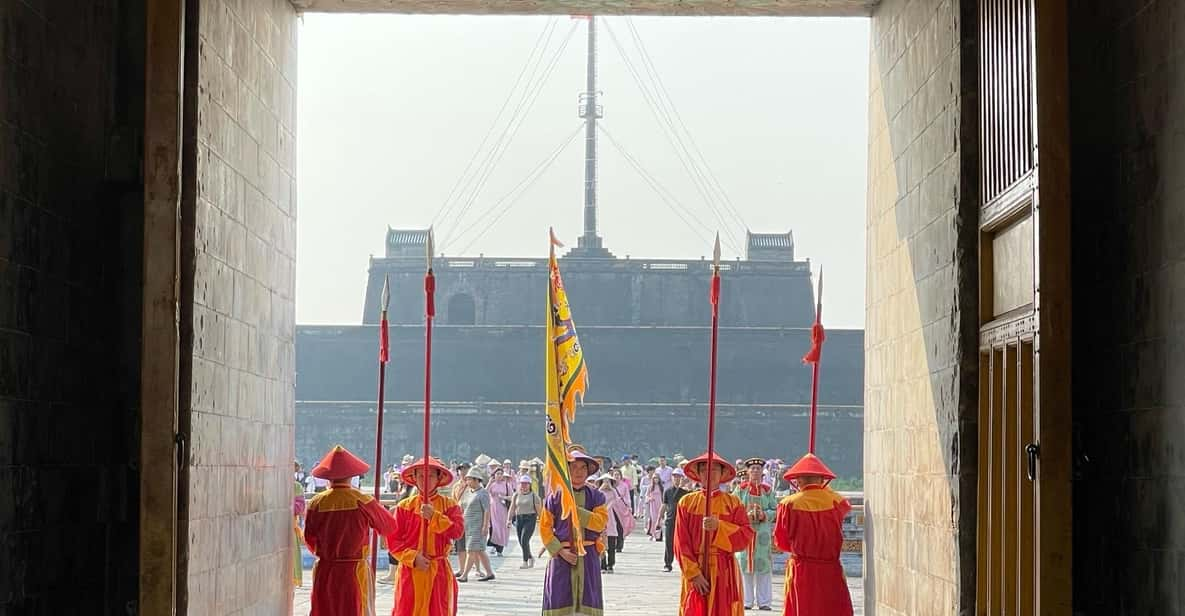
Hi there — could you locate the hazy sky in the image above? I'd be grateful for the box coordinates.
[296,15,870,327]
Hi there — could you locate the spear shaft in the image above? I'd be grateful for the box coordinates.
[807,270,824,454]
[701,235,722,578]
[422,229,436,550]
[370,275,391,589]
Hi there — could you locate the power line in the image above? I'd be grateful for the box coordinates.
[601,19,742,254]
[432,17,558,229]
[446,122,585,254]
[598,123,713,245]
[440,18,564,242]
[625,18,749,233]
[614,19,744,246]
[442,20,581,247]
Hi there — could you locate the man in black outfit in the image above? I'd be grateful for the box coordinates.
[659,467,690,572]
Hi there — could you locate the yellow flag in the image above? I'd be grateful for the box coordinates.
[544,229,589,553]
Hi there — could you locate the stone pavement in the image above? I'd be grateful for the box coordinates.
[293,528,863,615]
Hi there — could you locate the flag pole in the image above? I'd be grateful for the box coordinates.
[702,233,722,577]
[421,227,436,550]
[370,274,391,587]
[807,269,824,454]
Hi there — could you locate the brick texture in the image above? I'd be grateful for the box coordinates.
[864,0,978,614]
[1070,1,1185,613]
[0,0,143,611]
[184,0,297,614]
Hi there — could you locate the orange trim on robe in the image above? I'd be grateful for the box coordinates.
[387,492,466,616]
[772,485,853,616]
[304,486,407,616]
[673,490,755,616]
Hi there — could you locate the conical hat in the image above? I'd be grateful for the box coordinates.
[311,445,370,480]
[566,444,601,475]
[473,453,493,467]
[399,457,454,492]
[683,452,736,485]
[782,453,836,482]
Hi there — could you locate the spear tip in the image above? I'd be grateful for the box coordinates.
[712,233,721,269]
[426,226,435,270]
[381,274,391,312]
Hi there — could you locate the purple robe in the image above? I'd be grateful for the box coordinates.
[540,485,608,616]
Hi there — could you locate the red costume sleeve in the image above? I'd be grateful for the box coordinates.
[441,501,465,541]
[303,508,322,553]
[773,499,796,553]
[674,498,703,580]
[359,496,403,537]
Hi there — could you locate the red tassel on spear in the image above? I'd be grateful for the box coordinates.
[370,273,391,584]
[701,233,722,577]
[803,269,825,454]
[421,227,436,550]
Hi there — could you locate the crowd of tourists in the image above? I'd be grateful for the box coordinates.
[292,445,853,615]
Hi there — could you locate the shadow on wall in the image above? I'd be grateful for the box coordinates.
[864,0,979,613]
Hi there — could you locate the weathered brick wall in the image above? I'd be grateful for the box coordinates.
[362,258,817,327]
[295,324,865,476]
[296,325,865,405]
[0,0,144,612]
[864,0,978,614]
[185,0,297,613]
[1070,2,1185,612]
[296,402,866,481]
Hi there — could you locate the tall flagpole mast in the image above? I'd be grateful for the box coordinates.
[574,15,608,258]
[370,274,391,586]
[806,269,825,454]
[421,228,436,549]
[702,233,722,576]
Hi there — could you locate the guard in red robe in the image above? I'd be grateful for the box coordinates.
[674,452,756,616]
[772,453,853,616]
[304,445,406,616]
[387,457,465,616]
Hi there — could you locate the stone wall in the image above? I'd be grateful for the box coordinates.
[0,0,144,611]
[1070,1,1185,612]
[184,0,298,613]
[864,0,978,614]
[296,402,866,480]
[296,323,865,477]
[297,325,865,405]
[362,257,816,327]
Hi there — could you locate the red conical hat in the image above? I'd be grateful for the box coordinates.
[400,457,454,493]
[782,453,836,482]
[683,452,737,485]
[311,444,370,480]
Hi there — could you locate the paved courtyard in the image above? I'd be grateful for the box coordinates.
[293,528,863,615]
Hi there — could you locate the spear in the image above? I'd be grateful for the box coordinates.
[370,273,391,584]
[701,233,722,578]
[804,268,825,453]
[421,227,436,550]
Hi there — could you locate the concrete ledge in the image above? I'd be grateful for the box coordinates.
[290,0,878,18]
